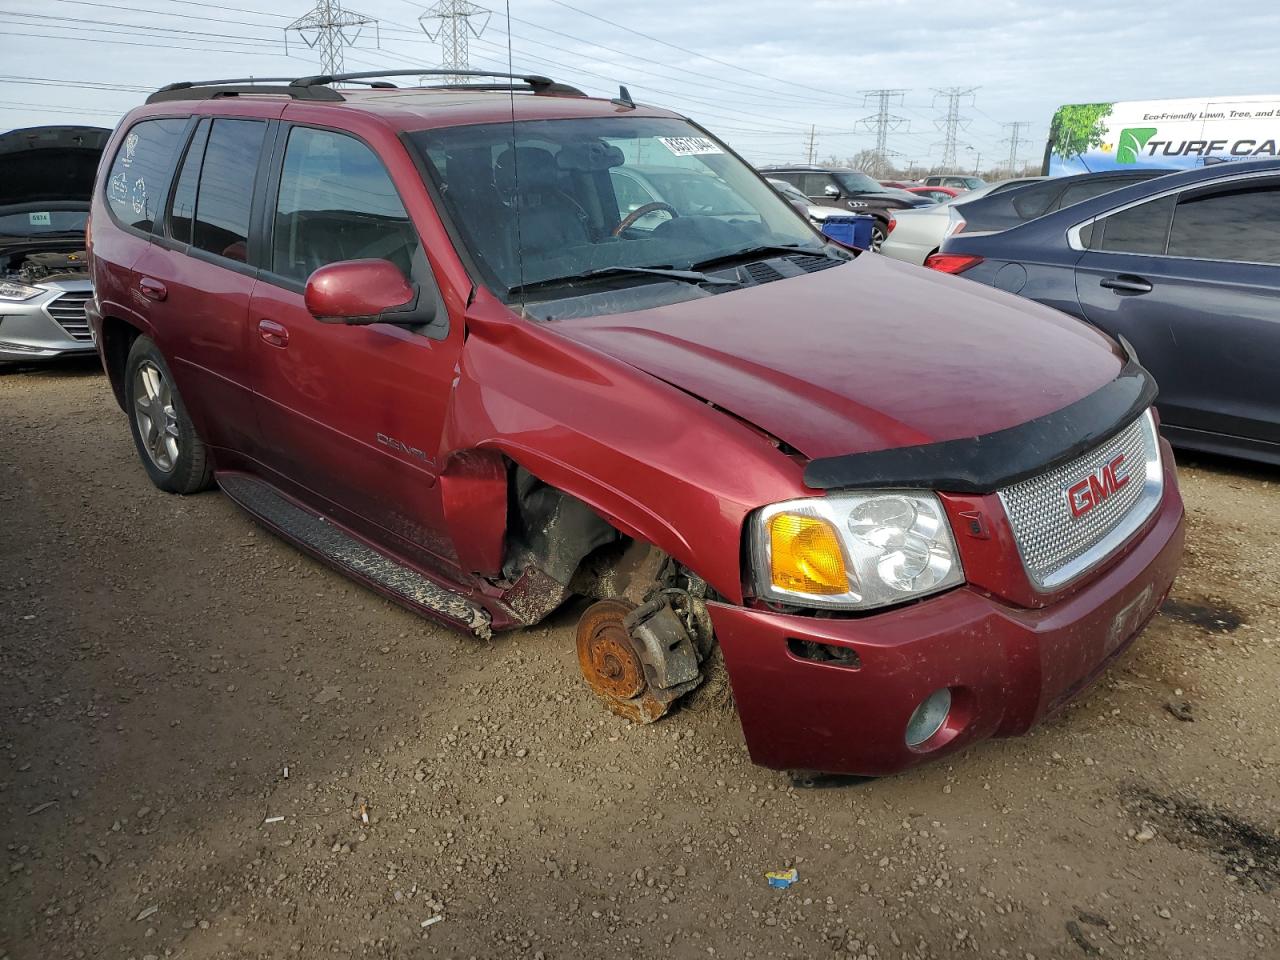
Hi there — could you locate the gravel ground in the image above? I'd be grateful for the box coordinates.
[1,359,1277,960]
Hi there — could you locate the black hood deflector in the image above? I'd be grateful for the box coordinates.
[803,359,1159,494]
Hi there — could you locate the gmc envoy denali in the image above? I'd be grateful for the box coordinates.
[87,71,1185,776]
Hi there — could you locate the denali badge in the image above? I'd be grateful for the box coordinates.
[1066,454,1129,519]
[376,432,435,465]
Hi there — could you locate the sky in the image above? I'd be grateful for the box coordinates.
[2,0,1278,171]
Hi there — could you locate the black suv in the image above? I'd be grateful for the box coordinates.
[757,165,932,249]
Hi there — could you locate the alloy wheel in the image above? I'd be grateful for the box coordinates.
[133,360,180,472]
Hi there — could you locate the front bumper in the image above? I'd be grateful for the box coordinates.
[0,279,95,361]
[713,453,1185,776]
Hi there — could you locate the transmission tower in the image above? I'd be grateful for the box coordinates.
[420,0,491,81]
[857,89,908,175]
[1002,121,1032,175]
[932,86,978,171]
[286,1,377,77]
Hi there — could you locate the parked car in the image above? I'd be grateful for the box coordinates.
[880,178,1047,265]
[954,169,1173,236]
[757,164,933,249]
[0,125,110,363]
[905,186,961,202]
[89,69,1184,778]
[928,158,1280,466]
[879,180,918,189]
[923,175,985,190]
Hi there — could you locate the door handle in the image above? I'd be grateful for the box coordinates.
[1099,275,1153,295]
[138,277,167,302]
[258,318,289,347]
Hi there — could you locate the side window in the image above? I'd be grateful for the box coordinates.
[1090,194,1175,255]
[1167,183,1280,264]
[801,173,837,197]
[193,119,267,263]
[167,120,209,246]
[105,117,190,232]
[271,126,418,284]
[610,170,655,212]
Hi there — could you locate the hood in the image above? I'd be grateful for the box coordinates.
[551,254,1125,461]
[0,126,111,207]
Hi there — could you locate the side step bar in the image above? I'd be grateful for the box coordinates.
[217,473,492,639]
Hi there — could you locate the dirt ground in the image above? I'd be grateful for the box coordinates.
[1,359,1277,960]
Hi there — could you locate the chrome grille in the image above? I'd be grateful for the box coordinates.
[998,412,1162,590]
[46,291,93,342]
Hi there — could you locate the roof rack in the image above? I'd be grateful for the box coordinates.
[146,69,584,104]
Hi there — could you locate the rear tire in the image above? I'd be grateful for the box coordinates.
[124,336,213,494]
[871,222,888,252]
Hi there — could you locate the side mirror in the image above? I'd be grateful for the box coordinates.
[823,184,841,198]
[305,259,416,325]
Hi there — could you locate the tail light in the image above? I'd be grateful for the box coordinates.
[924,253,984,274]
[885,214,897,234]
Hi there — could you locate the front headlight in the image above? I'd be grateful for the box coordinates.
[0,280,42,302]
[750,491,964,611]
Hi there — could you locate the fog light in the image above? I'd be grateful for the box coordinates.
[905,688,951,747]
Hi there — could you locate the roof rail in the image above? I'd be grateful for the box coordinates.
[147,69,583,105]
[147,78,344,104]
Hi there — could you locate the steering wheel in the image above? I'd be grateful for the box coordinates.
[613,201,679,237]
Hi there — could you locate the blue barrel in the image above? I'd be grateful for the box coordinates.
[820,214,875,249]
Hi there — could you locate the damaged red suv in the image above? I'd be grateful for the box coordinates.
[87,71,1184,776]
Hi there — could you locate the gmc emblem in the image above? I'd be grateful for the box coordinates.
[1066,454,1129,518]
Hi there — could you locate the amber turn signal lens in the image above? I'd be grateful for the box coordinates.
[768,513,848,595]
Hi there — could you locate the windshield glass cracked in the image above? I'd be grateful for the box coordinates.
[409,116,825,303]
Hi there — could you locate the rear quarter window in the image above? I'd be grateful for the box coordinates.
[104,117,189,233]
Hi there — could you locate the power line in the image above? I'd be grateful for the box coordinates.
[286,1,378,76]
[932,86,978,170]
[1001,121,1033,174]
[857,88,908,175]
[418,0,489,80]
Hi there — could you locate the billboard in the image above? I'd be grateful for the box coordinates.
[1044,96,1280,175]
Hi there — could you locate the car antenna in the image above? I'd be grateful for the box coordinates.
[611,85,636,109]
[505,0,528,317]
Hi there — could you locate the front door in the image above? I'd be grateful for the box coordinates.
[1075,176,1280,446]
[247,124,463,567]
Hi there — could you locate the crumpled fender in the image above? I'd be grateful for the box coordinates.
[440,299,811,603]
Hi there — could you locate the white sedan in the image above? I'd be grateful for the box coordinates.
[879,177,1046,265]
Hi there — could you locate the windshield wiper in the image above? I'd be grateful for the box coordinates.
[686,243,830,272]
[508,265,738,297]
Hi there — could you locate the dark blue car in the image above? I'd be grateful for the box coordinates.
[930,159,1280,466]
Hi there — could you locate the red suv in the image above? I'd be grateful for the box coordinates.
[88,71,1185,777]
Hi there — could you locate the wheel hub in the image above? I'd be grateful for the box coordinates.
[576,600,646,701]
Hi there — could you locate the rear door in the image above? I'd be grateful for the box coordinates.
[247,123,463,568]
[1075,175,1280,444]
[130,115,273,457]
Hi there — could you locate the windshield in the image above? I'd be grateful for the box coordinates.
[408,117,822,299]
[0,207,88,237]
[834,171,885,194]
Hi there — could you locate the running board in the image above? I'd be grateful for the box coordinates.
[217,473,492,639]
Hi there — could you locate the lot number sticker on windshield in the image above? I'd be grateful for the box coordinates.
[657,136,724,157]
[28,212,51,226]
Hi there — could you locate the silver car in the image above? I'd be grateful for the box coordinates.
[0,126,108,363]
[879,177,1047,265]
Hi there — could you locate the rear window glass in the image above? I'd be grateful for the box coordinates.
[192,119,266,262]
[1010,182,1058,219]
[1092,195,1175,255]
[105,117,189,232]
